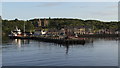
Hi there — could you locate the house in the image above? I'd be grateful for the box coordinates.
[60,26,75,36]
[74,28,86,35]
[47,29,59,36]
[59,28,66,35]
[34,30,41,35]
[73,26,87,35]
[34,29,48,35]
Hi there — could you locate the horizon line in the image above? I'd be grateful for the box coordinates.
[1,17,118,22]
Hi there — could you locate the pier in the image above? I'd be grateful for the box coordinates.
[9,33,119,45]
[32,36,85,45]
[9,35,86,45]
[78,34,119,38]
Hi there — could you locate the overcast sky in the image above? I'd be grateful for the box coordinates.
[2,2,118,21]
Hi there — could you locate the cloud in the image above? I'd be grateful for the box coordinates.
[105,5,118,9]
[2,0,119,2]
[36,3,62,7]
[91,9,117,18]
[72,5,90,8]
[73,4,118,9]
[72,2,118,9]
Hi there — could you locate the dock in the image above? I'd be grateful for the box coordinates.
[32,36,85,45]
[9,34,119,45]
[9,35,86,45]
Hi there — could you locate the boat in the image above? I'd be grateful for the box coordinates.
[8,22,31,39]
[8,26,22,38]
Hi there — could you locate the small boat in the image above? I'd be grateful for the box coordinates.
[8,21,31,39]
[8,26,22,39]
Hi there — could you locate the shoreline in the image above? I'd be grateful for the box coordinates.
[7,34,119,45]
[78,34,119,38]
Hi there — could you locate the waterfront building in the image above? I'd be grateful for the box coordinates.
[47,29,59,36]
[59,28,66,35]
[34,30,41,35]
[75,28,86,35]
[38,19,42,27]
[37,18,49,28]
[72,26,87,35]
[44,18,49,26]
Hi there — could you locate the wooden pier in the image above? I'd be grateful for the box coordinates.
[9,35,86,45]
[9,34,119,45]
[32,36,85,45]
[78,34,119,38]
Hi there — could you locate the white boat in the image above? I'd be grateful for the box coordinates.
[41,30,47,35]
[8,26,22,37]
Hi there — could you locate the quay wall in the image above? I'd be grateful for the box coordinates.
[78,34,119,37]
[32,36,86,45]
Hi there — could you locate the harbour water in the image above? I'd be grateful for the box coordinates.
[2,37,118,66]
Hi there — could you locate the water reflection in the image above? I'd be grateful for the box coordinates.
[2,37,118,66]
[4,38,95,55]
[51,38,94,55]
[3,37,119,54]
[11,39,30,48]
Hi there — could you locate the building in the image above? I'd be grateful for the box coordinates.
[37,18,49,27]
[38,19,42,27]
[47,29,59,35]
[44,18,49,26]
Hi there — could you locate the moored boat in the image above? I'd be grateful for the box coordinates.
[8,26,22,38]
[8,26,31,39]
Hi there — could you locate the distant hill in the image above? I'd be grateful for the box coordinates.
[2,18,119,35]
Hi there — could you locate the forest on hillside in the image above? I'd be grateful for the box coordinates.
[2,18,120,35]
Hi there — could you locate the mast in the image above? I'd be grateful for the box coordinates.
[24,21,26,36]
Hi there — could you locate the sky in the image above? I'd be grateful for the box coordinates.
[2,2,118,22]
[1,0,119,2]
[0,2,2,16]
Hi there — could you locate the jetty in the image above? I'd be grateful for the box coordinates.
[9,35,86,45]
[9,33,119,45]
[78,34,119,38]
[32,36,85,45]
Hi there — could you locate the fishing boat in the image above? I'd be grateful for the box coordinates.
[8,26,23,38]
[8,22,31,39]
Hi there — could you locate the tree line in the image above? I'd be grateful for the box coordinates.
[2,18,120,35]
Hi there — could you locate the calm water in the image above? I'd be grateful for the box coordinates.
[2,37,118,66]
